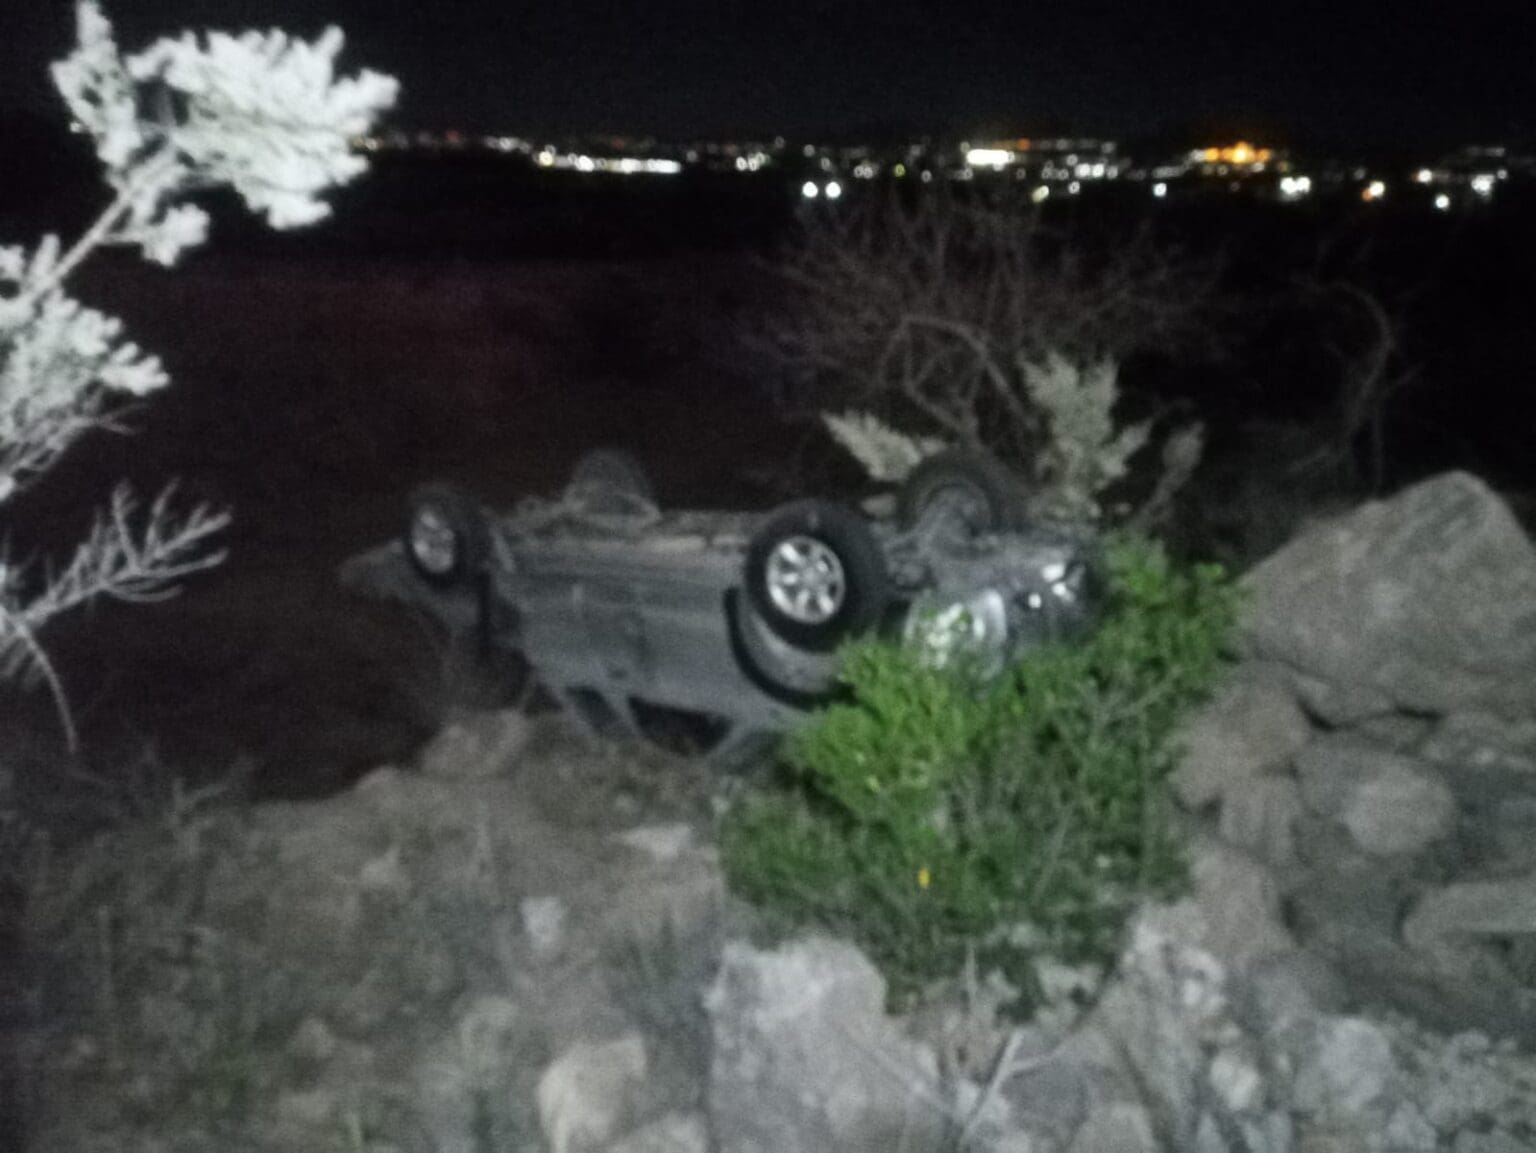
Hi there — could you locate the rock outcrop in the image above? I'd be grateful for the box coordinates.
[1239,471,1536,720]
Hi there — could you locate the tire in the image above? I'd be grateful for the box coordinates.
[725,590,848,708]
[897,449,1029,534]
[404,482,490,587]
[743,499,891,652]
[565,448,656,512]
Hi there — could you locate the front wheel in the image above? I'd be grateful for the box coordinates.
[743,499,891,652]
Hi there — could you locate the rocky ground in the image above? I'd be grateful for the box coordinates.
[6,469,1536,1153]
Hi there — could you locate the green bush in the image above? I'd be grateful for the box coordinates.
[720,534,1240,1011]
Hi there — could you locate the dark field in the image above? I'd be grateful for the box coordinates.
[3,151,1535,799]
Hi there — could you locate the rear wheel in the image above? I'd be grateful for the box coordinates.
[405,482,489,586]
[897,449,1029,536]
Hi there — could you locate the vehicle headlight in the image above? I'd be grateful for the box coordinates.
[409,503,461,577]
[903,588,1009,677]
[1039,558,1088,605]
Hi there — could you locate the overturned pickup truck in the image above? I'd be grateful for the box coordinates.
[340,449,1102,762]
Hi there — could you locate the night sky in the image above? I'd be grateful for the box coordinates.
[3,1,1533,148]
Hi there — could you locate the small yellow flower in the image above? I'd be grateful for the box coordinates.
[917,866,931,890]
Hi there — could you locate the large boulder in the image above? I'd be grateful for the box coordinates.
[1168,666,1314,812]
[704,937,947,1153]
[1238,472,1536,721]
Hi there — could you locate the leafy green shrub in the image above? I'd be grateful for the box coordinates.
[721,534,1239,1011]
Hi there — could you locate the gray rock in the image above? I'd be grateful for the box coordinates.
[1284,849,1410,948]
[1169,670,1314,810]
[1235,950,1349,1045]
[1421,712,1536,776]
[522,896,568,960]
[285,1016,340,1067]
[419,709,532,779]
[1184,836,1296,974]
[1219,776,1305,869]
[704,937,946,1153]
[1087,911,1237,1145]
[996,1034,1094,1149]
[1066,1104,1159,1153]
[1402,873,1536,953]
[537,1034,649,1153]
[1452,1132,1533,1153]
[1290,1016,1396,1118]
[358,843,410,896]
[612,823,697,863]
[990,1131,1058,1153]
[1421,712,1536,810]
[1381,1103,1438,1152]
[415,996,526,1153]
[273,1086,342,1131]
[1491,800,1536,873]
[1295,736,1456,856]
[1238,472,1536,720]
[601,1112,709,1153]
[1288,672,1397,728]
[1353,713,1436,754]
[1340,761,1457,857]
[1295,735,1408,815]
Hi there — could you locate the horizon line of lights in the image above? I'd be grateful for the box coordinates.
[345,134,1514,211]
[534,150,682,175]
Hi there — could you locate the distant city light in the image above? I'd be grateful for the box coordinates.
[1068,180,1081,195]
[1414,168,1434,184]
[893,163,908,178]
[1031,185,1050,203]
[1193,142,1274,168]
[1278,175,1312,201]
[965,147,1015,169]
[1362,179,1387,202]
[920,170,933,183]
[1471,173,1496,197]
[735,156,748,172]
[825,180,843,200]
[1434,193,1452,211]
[801,180,820,199]
[1152,182,1168,198]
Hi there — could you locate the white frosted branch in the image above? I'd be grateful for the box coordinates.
[1,3,397,745]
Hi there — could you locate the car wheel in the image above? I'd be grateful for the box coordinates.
[744,499,891,652]
[897,448,1029,535]
[565,447,656,512]
[726,590,848,707]
[405,482,489,586]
